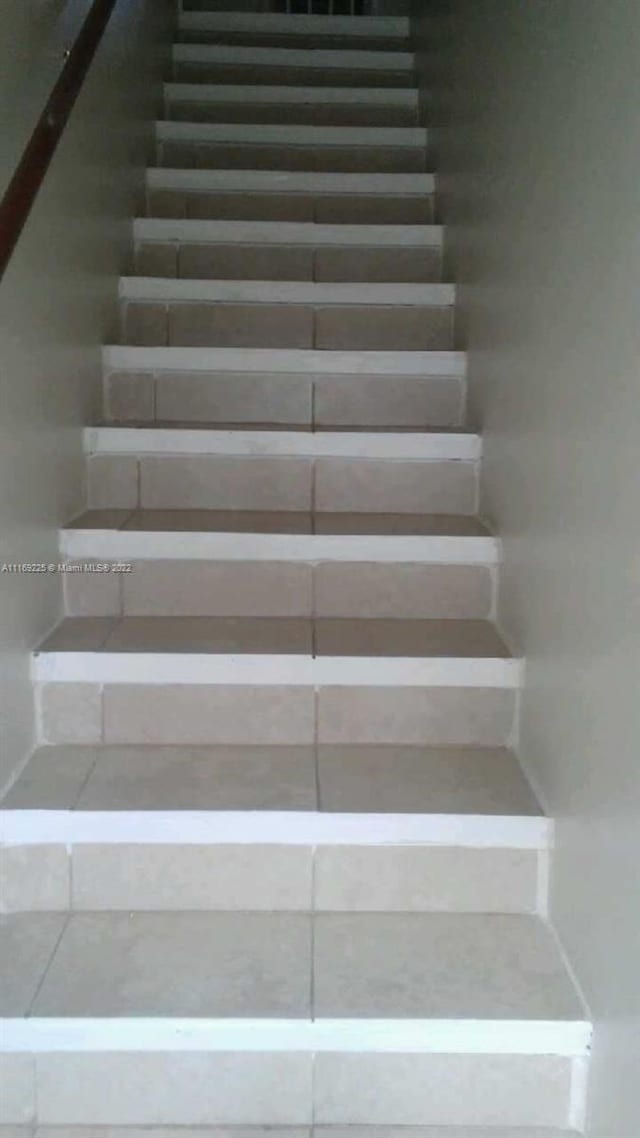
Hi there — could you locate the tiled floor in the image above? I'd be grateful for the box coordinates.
[1,911,583,1020]
[36,617,510,657]
[65,508,491,536]
[2,744,541,814]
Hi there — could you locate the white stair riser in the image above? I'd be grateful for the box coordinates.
[172,44,415,73]
[1,841,542,915]
[164,83,420,108]
[86,454,478,515]
[63,558,494,620]
[36,681,516,747]
[0,1047,580,1127]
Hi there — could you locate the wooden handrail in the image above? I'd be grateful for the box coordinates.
[0,0,118,281]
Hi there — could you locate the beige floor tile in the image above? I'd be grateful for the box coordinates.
[32,912,311,1017]
[317,745,541,815]
[317,687,516,746]
[123,560,312,617]
[134,242,178,278]
[123,303,168,347]
[315,246,442,284]
[185,191,316,222]
[37,684,102,745]
[102,615,312,654]
[155,370,312,425]
[168,303,314,348]
[315,306,453,351]
[87,456,139,510]
[36,1052,313,1125]
[37,618,117,652]
[314,846,539,913]
[103,685,315,744]
[313,374,462,429]
[1,846,70,912]
[0,1055,36,1125]
[65,509,135,530]
[139,455,313,511]
[75,744,316,810]
[72,844,312,911]
[0,914,67,1015]
[314,564,492,619]
[314,459,475,514]
[64,567,122,617]
[106,372,155,421]
[179,244,314,281]
[314,512,488,536]
[124,509,312,533]
[315,618,509,658]
[313,913,583,1019]
[314,196,434,225]
[313,1052,572,1126]
[2,746,99,809]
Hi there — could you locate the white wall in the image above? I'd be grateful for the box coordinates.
[0,0,172,790]
[411,2,640,1133]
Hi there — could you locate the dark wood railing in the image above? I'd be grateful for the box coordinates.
[0,0,118,281]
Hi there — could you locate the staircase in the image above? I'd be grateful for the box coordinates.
[1,3,590,1133]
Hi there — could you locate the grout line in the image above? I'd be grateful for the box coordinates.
[25,912,71,1017]
[70,744,103,811]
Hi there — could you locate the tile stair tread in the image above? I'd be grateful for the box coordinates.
[2,911,583,1021]
[2,744,541,815]
[65,509,491,536]
[36,617,510,658]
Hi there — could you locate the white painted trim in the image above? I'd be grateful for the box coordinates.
[172,43,414,72]
[164,83,419,108]
[83,427,480,460]
[119,278,455,307]
[102,345,465,376]
[156,120,427,149]
[0,809,551,850]
[133,218,442,248]
[146,167,435,194]
[59,531,499,566]
[568,1053,591,1131]
[0,1016,592,1057]
[31,652,522,688]
[178,12,410,37]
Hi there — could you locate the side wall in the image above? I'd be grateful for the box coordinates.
[412,1,640,1134]
[0,0,172,791]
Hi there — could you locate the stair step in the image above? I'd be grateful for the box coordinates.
[3,744,540,816]
[119,279,455,351]
[0,1030,589,1127]
[3,910,583,1019]
[157,121,426,148]
[103,346,464,428]
[35,615,510,660]
[172,43,415,73]
[84,426,477,459]
[165,84,419,126]
[178,11,410,40]
[65,508,489,536]
[146,168,435,223]
[155,120,428,174]
[86,445,476,516]
[133,220,443,282]
[134,217,440,245]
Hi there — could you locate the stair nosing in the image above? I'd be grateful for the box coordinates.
[164,81,420,106]
[155,120,427,148]
[133,218,443,247]
[102,345,465,376]
[118,277,455,306]
[171,43,415,71]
